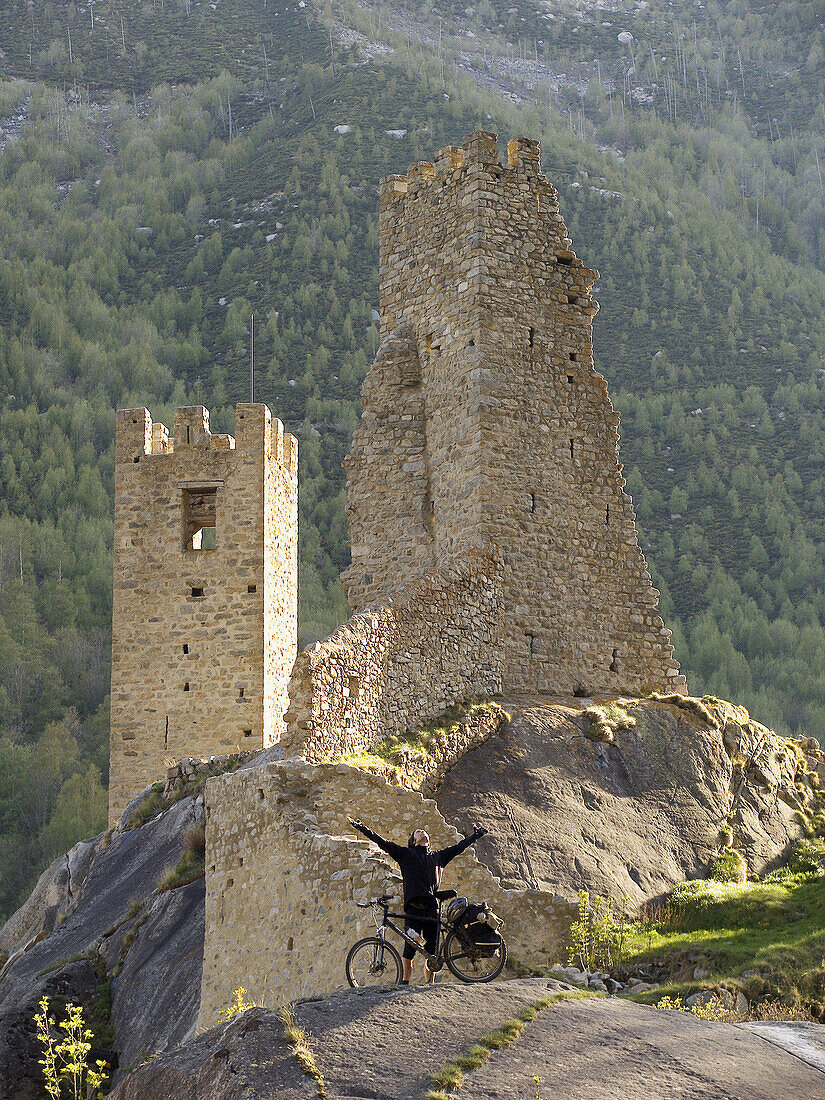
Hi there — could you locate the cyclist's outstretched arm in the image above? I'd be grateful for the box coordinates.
[347,816,406,862]
[435,825,488,866]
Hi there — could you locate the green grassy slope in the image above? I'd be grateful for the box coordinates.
[1,0,825,916]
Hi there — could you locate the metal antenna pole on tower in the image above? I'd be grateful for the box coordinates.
[250,313,254,403]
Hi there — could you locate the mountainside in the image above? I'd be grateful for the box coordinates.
[2,0,825,914]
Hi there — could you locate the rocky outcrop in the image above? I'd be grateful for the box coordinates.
[0,795,204,1098]
[2,693,821,1097]
[109,980,825,1100]
[436,694,824,906]
[0,835,103,964]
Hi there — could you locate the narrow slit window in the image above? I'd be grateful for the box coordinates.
[237,686,245,700]
[247,584,257,594]
[183,682,190,692]
[183,644,189,654]
[529,492,536,513]
[569,352,577,361]
[567,374,575,384]
[605,503,610,525]
[191,586,204,598]
[528,326,535,348]
[243,728,252,738]
[424,496,435,534]
[182,487,217,550]
[609,648,619,673]
[569,439,575,459]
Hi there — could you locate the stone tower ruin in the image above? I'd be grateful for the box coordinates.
[343,131,684,696]
[108,403,297,824]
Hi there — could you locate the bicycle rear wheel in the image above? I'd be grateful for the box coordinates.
[345,937,403,988]
[443,930,507,983]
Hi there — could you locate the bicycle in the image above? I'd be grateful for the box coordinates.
[345,889,508,987]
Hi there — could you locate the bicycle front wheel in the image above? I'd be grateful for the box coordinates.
[345,937,403,988]
[443,930,507,983]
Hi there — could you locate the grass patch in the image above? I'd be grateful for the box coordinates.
[124,756,250,829]
[625,872,825,1011]
[582,700,637,743]
[125,783,167,829]
[424,991,592,1099]
[708,849,748,884]
[645,693,719,727]
[278,1004,327,1099]
[36,953,88,978]
[336,699,508,782]
[157,848,205,892]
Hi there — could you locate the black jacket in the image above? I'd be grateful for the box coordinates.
[353,823,483,907]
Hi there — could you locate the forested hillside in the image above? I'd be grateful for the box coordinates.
[1,0,825,918]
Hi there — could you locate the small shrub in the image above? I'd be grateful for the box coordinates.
[568,889,630,971]
[750,999,816,1022]
[35,996,109,1099]
[654,994,732,1021]
[184,822,206,855]
[709,849,748,884]
[219,987,255,1022]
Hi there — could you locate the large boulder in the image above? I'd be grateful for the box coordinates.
[108,980,825,1100]
[436,695,823,906]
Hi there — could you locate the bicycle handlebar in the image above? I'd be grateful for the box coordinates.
[357,895,393,909]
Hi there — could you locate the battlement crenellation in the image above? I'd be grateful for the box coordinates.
[115,404,298,474]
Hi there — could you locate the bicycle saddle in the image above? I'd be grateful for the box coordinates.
[435,889,457,901]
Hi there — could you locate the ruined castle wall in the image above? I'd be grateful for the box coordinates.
[199,759,576,1029]
[280,552,504,764]
[109,403,297,824]
[343,131,685,698]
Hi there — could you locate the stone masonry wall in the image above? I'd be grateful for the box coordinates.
[199,759,576,1029]
[109,403,297,825]
[342,131,685,697]
[279,550,505,763]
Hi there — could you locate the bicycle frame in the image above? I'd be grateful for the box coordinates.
[369,901,448,964]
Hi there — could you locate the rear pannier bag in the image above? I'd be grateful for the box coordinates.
[457,902,503,957]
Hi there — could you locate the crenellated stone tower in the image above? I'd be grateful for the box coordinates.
[342,131,684,696]
[108,403,298,824]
